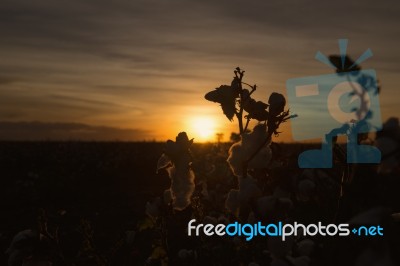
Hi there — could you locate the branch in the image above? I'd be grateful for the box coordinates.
[235,68,245,134]
[243,116,251,132]
[242,82,257,91]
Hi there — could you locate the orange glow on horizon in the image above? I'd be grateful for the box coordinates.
[187,116,217,142]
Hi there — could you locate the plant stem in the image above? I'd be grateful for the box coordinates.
[236,112,244,134]
[243,117,251,132]
[235,69,245,135]
[242,82,257,91]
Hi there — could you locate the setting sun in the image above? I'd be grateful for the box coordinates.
[189,116,216,142]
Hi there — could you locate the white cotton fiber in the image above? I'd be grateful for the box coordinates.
[159,132,196,211]
[225,176,261,215]
[225,189,240,215]
[167,165,195,211]
[227,124,272,177]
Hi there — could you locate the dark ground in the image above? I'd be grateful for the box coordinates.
[0,141,399,266]
[0,141,171,265]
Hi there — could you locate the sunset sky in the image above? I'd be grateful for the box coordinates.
[0,0,399,142]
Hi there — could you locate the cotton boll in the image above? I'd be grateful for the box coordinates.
[243,124,269,145]
[238,176,261,202]
[225,176,261,215]
[225,189,240,215]
[232,236,242,246]
[217,214,229,225]
[273,187,291,199]
[248,146,272,170]
[163,189,172,204]
[227,142,244,177]
[391,213,400,221]
[227,124,272,177]
[349,206,391,225]
[296,239,315,256]
[247,211,257,224]
[271,258,291,266]
[269,92,286,117]
[375,137,399,174]
[203,216,218,225]
[257,196,277,216]
[156,154,172,173]
[301,169,329,183]
[278,198,293,211]
[288,256,310,266]
[125,230,136,246]
[165,140,178,157]
[7,229,39,266]
[22,260,52,266]
[7,229,38,251]
[7,251,23,266]
[313,170,337,195]
[301,169,314,180]
[168,166,195,211]
[378,117,400,140]
[165,132,194,163]
[297,179,316,202]
[378,156,399,174]
[160,132,196,210]
[145,197,162,219]
[201,182,209,199]
[355,248,394,266]
[178,249,195,260]
[257,194,292,219]
[262,188,290,207]
[268,236,294,259]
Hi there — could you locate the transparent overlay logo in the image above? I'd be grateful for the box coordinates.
[286,39,382,168]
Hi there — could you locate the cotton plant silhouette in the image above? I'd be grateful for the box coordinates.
[204,67,296,217]
[157,132,195,211]
[152,67,299,264]
[155,67,295,216]
[205,67,295,179]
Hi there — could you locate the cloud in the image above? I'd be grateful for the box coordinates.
[0,121,153,141]
[0,76,20,85]
[0,0,399,140]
